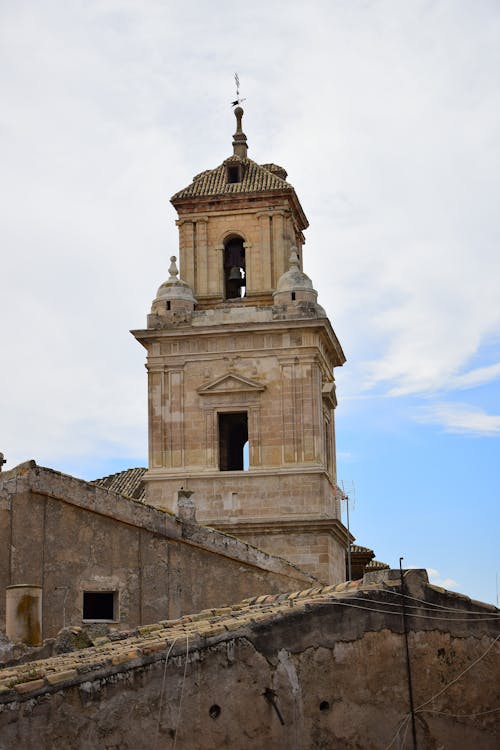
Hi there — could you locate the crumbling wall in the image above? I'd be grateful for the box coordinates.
[0,571,498,749]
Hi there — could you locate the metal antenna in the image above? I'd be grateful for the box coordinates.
[338,481,355,581]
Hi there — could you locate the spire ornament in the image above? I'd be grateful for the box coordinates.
[168,255,179,281]
[231,73,248,158]
[231,72,246,108]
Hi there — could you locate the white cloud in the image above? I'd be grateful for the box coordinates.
[425,568,459,591]
[450,362,500,390]
[416,402,500,436]
[1,1,500,472]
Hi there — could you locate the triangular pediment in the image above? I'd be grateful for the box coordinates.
[197,372,265,395]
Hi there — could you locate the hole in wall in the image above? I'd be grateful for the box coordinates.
[209,704,221,719]
[319,700,330,712]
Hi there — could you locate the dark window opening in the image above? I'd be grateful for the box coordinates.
[291,292,296,301]
[166,301,171,311]
[223,237,246,299]
[227,166,241,183]
[219,412,248,471]
[319,701,330,712]
[83,591,116,621]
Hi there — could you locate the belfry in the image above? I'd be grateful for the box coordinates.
[133,107,348,582]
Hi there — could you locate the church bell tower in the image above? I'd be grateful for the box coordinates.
[132,107,348,583]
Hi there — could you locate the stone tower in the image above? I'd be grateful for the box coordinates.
[132,108,348,583]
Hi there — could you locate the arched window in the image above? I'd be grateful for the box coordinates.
[223,236,246,299]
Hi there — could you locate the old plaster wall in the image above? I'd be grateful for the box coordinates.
[0,578,498,750]
[0,463,314,639]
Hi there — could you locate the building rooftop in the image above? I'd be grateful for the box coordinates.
[1,568,497,704]
[171,157,293,201]
[92,467,146,500]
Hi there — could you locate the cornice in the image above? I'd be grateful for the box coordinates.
[212,517,353,547]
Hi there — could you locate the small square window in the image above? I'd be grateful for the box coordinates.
[227,166,241,184]
[83,591,117,621]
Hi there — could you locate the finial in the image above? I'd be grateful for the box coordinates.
[168,255,179,281]
[232,107,248,158]
[231,73,248,158]
[289,247,300,269]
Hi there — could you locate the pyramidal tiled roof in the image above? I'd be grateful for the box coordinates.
[171,158,293,201]
[92,467,146,501]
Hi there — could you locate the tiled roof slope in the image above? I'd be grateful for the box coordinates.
[366,559,390,571]
[92,467,146,501]
[351,544,375,555]
[1,570,498,703]
[171,158,293,200]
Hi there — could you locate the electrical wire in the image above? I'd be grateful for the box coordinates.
[283,586,500,618]
[312,598,500,623]
[172,631,190,750]
[398,715,411,750]
[341,594,500,618]
[383,633,500,749]
[153,638,178,750]
[383,714,410,750]
[420,706,500,719]
[367,587,500,616]
[414,633,500,714]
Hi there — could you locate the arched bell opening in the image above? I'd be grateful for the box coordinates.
[223,236,246,299]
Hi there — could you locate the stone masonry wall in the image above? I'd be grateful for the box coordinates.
[0,462,315,639]
[0,570,497,749]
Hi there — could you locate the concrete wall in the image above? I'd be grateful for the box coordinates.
[0,462,314,639]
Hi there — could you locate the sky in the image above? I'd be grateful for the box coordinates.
[1,0,499,605]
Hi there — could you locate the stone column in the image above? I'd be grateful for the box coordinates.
[6,585,42,645]
[148,365,164,468]
[214,245,225,297]
[177,219,195,289]
[243,241,253,295]
[257,212,272,291]
[281,361,297,463]
[271,210,286,285]
[167,369,184,469]
[301,358,317,462]
[195,217,208,296]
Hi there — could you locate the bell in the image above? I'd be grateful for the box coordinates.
[228,266,243,283]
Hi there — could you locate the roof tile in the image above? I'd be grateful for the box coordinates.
[171,158,293,201]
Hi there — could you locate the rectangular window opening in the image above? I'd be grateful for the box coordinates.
[218,412,249,471]
[83,591,117,622]
[227,166,241,184]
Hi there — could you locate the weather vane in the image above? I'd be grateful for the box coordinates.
[231,72,246,107]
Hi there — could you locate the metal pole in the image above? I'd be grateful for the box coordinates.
[399,557,418,749]
[346,494,352,580]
